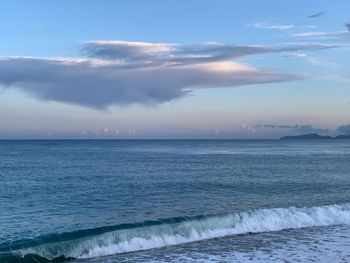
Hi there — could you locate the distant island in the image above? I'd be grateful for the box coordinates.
[280,133,350,140]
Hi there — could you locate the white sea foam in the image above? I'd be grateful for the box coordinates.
[68,203,350,259]
[18,203,350,260]
[143,224,350,263]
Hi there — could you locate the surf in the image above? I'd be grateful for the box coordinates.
[2,203,350,262]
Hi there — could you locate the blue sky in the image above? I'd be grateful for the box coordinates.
[0,0,349,138]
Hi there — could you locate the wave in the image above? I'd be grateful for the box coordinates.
[2,203,350,262]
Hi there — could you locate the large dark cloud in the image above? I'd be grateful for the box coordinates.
[0,57,301,109]
[0,41,336,109]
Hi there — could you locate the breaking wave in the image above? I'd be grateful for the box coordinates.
[2,203,350,262]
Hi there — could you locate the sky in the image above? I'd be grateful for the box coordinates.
[0,0,349,139]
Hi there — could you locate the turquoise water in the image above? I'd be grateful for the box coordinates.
[1,140,350,262]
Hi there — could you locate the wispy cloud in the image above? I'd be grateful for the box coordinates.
[303,56,339,68]
[0,41,336,109]
[290,125,330,134]
[285,53,307,58]
[292,30,350,42]
[286,53,339,68]
[307,12,326,19]
[255,124,299,129]
[248,22,294,30]
[301,25,318,29]
[293,31,346,37]
[324,75,350,84]
[255,124,330,135]
[84,41,335,64]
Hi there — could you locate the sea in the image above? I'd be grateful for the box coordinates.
[1,139,350,263]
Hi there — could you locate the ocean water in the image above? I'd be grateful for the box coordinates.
[1,140,350,262]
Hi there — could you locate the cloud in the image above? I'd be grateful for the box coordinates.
[0,41,336,109]
[84,41,334,65]
[285,53,338,68]
[240,123,256,133]
[285,53,307,58]
[293,124,329,134]
[249,23,294,30]
[323,75,350,84]
[307,12,326,19]
[292,30,349,42]
[345,22,350,32]
[255,124,299,129]
[301,25,317,29]
[293,31,346,37]
[337,124,350,135]
[302,56,338,67]
[256,124,329,135]
[83,40,175,62]
[0,57,303,109]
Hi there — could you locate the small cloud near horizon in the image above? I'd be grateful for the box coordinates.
[255,123,330,136]
[255,123,350,137]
